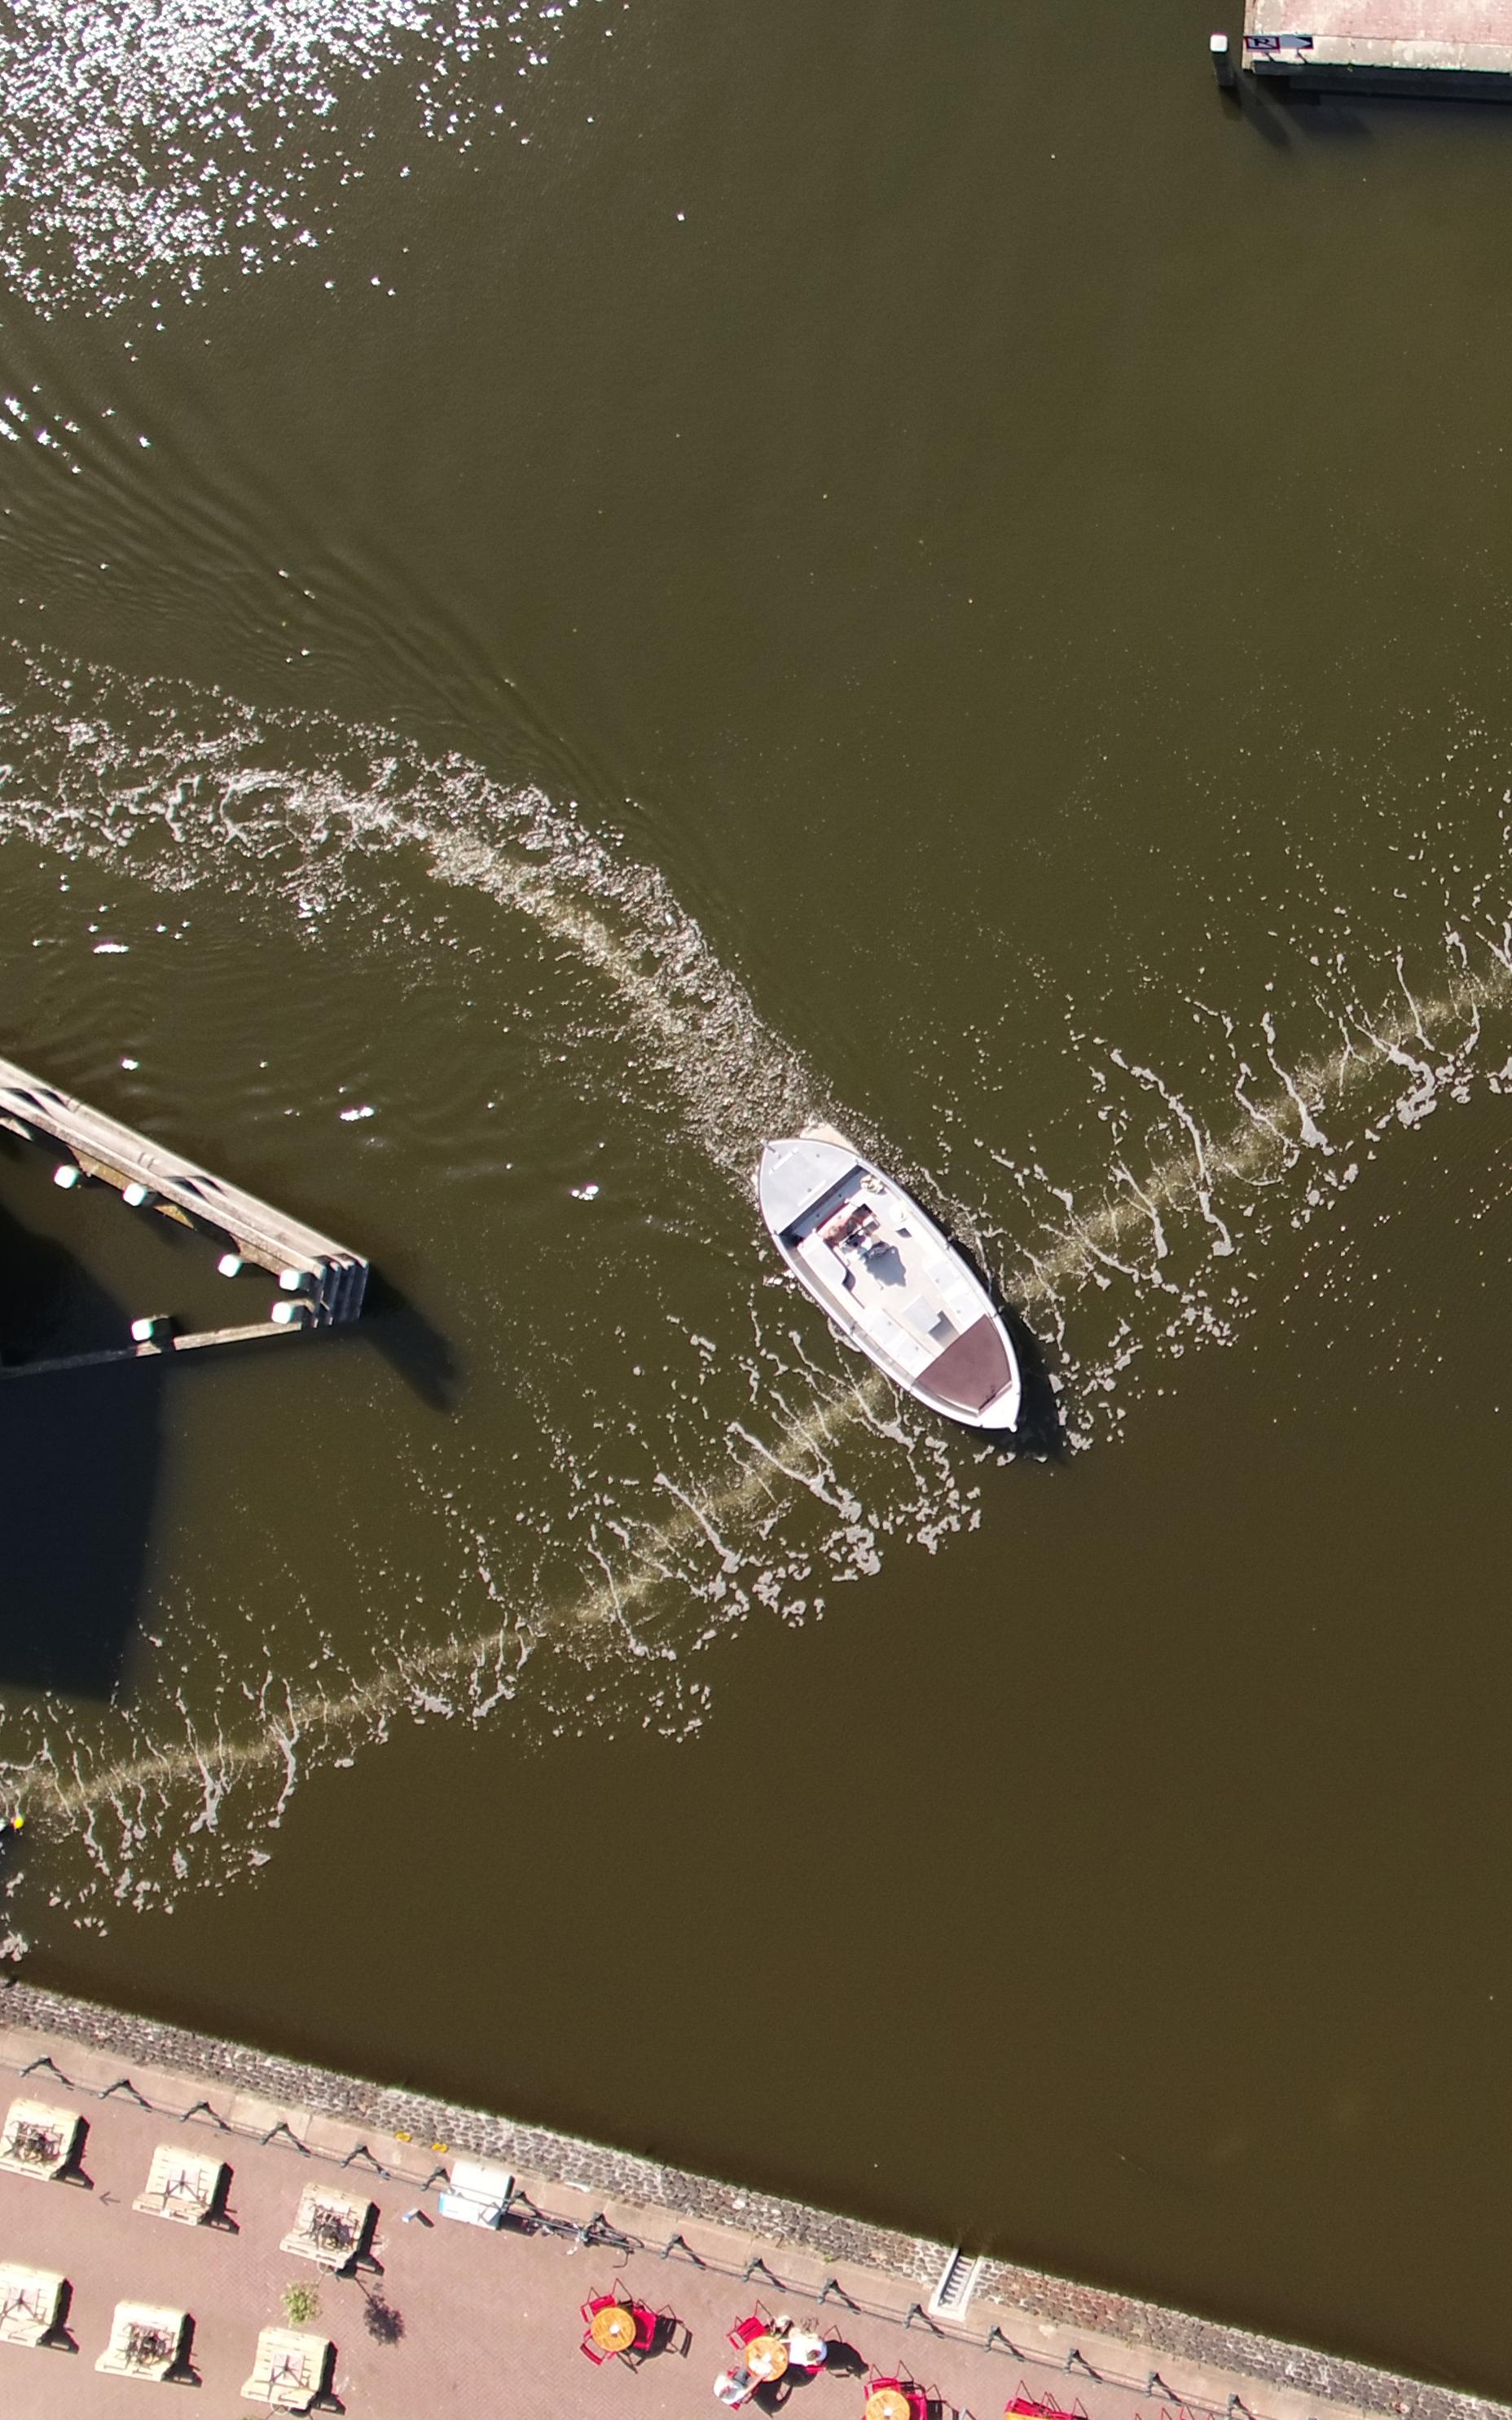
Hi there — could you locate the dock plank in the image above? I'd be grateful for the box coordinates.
[0,1051,367,1372]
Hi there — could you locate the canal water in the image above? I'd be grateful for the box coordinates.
[1,0,1512,2391]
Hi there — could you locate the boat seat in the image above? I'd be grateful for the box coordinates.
[801,1235,852,1292]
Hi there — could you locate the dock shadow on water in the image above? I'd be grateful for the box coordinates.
[358,1266,460,1414]
[0,1197,161,1698]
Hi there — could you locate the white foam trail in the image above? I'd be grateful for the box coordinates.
[0,645,820,1176]
[18,1367,890,1824]
[1262,1010,1330,1152]
[1026,953,1510,1298]
[15,936,1512,1843]
[5,640,1512,1916]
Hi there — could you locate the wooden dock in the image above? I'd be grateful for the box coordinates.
[0,1054,367,1378]
[1242,2,1512,91]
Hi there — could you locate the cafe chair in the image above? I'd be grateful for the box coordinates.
[870,2373,931,2420]
[657,2304,692,2356]
[617,2303,664,2368]
[728,2304,772,2350]
[580,2294,628,2363]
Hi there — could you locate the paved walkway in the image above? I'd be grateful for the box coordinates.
[0,2014,1476,2420]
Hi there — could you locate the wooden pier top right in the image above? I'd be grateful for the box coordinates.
[1244,0,1512,83]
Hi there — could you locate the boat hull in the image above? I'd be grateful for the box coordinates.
[757,1126,1022,1432]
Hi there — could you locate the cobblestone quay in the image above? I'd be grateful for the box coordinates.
[2,1977,1501,2420]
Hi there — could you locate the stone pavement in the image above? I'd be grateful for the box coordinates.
[1244,0,1512,77]
[0,2002,1500,2420]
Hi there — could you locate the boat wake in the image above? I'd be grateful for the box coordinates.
[0,640,1510,1941]
[0,645,820,1178]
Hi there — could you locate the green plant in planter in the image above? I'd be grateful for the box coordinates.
[281,2281,322,2328]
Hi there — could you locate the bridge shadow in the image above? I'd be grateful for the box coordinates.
[0,1194,161,1697]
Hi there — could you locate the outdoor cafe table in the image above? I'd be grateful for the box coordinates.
[865,2391,913,2420]
[746,2334,789,2382]
[590,2304,639,2356]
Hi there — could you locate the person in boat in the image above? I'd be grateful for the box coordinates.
[823,1203,886,1272]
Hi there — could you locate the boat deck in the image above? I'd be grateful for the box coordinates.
[792,1177,985,1382]
[760,1128,1018,1426]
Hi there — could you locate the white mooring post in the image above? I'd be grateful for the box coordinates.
[1211,30,1237,86]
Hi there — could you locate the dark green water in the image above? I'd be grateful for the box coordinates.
[2,0,1512,2391]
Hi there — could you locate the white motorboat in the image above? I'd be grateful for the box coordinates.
[757,1124,1022,1431]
